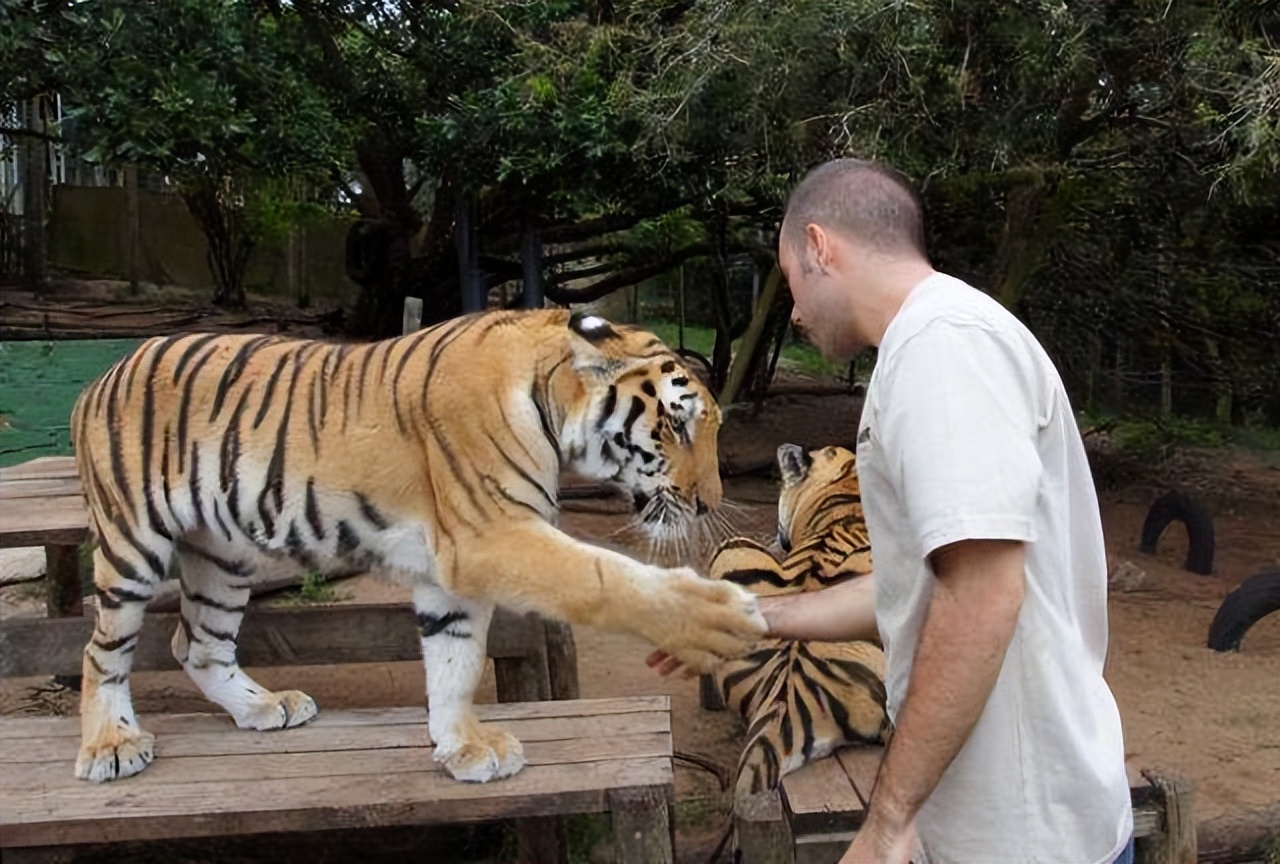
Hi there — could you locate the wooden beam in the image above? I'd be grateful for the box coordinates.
[720,265,782,406]
[0,603,545,679]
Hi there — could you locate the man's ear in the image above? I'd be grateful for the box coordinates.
[568,312,622,378]
[806,223,834,274]
[777,443,811,487]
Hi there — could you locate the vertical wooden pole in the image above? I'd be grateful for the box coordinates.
[21,98,47,289]
[125,165,139,293]
[1136,770,1196,864]
[608,786,675,864]
[456,192,484,313]
[520,224,544,309]
[733,789,794,864]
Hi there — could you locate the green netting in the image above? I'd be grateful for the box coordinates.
[0,339,143,468]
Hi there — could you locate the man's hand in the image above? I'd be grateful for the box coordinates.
[645,574,879,676]
[838,816,918,864]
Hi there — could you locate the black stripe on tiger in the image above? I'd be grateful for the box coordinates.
[417,610,469,639]
[210,336,273,423]
[176,341,220,473]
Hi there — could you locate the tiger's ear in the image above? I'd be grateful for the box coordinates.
[777,443,810,487]
[568,312,623,379]
[569,311,619,343]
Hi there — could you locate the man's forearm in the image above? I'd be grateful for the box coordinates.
[860,541,1024,840]
[760,573,879,643]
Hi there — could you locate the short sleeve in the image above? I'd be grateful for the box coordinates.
[876,321,1043,560]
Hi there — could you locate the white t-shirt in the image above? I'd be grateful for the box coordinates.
[856,272,1133,864]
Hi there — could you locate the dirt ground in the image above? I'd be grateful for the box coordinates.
[0,287,1277,861]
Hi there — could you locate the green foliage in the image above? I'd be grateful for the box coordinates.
[279,571,341,606]
[5,0,1275,417]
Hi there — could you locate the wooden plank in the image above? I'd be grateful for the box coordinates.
[0,496,89,547]
[833,746,882,808]
[0,602,551,678]
[1,756,674,847]
[0,478,82,500]
[0,457,79,483]
[6,733,673,791]
[1,711,671,765]
[780,757,864,836]
[0,697,671,740]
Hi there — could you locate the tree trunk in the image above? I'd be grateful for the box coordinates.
[720,266,782,406]
[20,98,47,290]
[181,174,253,309]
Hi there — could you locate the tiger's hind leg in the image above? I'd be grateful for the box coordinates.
[415,583,524,782]
[76,534,171,782]
[171,539,317,730]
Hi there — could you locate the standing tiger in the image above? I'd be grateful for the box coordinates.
[710,443,889,799]
[69,308,766,784]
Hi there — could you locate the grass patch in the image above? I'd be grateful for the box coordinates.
[277,571,343,605]
[1081,411,1280,460]
[641,319,849,382]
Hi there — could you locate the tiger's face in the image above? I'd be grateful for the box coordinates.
[564,313,723,548]
[775,443,860,553]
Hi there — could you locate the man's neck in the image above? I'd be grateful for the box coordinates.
[856,258,937,348]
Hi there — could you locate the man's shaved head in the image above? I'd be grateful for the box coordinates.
[781,158,927,260]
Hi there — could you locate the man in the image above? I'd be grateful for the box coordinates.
[652,158,1133,864]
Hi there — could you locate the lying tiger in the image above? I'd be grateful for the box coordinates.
[711,443,889,799]
[69,308,766,784]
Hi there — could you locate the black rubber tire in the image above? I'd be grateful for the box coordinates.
[1207,566,1280,652]
[1138,490,1215,575]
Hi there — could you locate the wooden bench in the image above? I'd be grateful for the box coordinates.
[0,455,585,861]
[0,696,677,864]
[733,746,1197,864]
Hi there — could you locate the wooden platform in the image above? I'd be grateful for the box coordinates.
[734,745,1197,864]
[0,696,675,861]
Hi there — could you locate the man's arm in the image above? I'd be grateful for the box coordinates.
[840,538,1025,864]
[646,573,879,676]
[760,573,879,643]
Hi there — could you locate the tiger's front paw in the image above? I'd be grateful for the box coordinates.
[234,690,318,731]
[75,724,155,782]
[434,722,526,783]
[648,568,768,674]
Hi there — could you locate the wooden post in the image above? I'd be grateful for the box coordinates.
[733,789,794,864]
[20,98,47,289]
[520,224,544,309]
[543,620,579,701]
[124,165,139,293]
[720,266,783,406]
[44,545,83,619]
[1136,770,1196,864]
[402,296,423,335]
[493,613,566,864]
[456,192,484,313]
[608,786,675,864]
[45,543,83,690]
